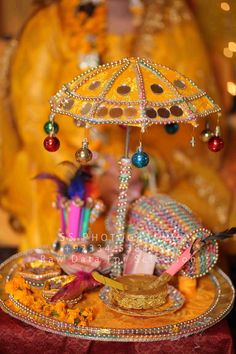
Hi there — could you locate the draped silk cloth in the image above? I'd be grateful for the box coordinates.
[0,272,234,353]
[0,312,233,354]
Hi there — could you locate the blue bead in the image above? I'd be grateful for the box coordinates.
[132,150,149,168]
[164,123,179,134]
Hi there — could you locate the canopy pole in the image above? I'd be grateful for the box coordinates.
[111,126,132,277]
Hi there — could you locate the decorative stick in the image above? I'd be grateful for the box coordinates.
[92,272,127,291]
[78,207,85,238]
[111,126,132,278]
[60,196,68,236]
[57,194,66,235]
[67,198,83,239]
[81,198,94,238]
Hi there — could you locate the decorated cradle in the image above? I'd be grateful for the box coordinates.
[107,194,218,278]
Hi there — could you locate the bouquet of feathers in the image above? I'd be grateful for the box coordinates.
[35,162,105,240]
[35,162,109,301]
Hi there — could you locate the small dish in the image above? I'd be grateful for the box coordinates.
[100,285,185,317]
[42,275,82,304]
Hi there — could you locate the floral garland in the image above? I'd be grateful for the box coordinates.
[5,275,93,325]
[59,0,107,57]
[55,0,143,68]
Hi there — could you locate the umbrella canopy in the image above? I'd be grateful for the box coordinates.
[50,57,220,128]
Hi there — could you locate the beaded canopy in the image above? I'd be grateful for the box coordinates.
[50,57,220,128]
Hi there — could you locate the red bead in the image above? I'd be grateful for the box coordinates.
[43,136,60,152]
[208,136,224,152]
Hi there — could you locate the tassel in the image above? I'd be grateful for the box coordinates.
[190,227,236,254]
[206,227,236,241]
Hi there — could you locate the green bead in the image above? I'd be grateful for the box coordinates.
[44,121,59,134]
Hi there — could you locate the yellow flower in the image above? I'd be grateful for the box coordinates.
[55,301,66,313]
[79,321,87,326]
[5,275,94,326]
[5,282,14,295]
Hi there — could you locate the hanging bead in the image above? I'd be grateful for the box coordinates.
[200,128,213,142]
[164,123,179,134]
[208,124,224,152]
[208,136,224,152]
[200,121,213,142]
[190,136,195,147]
[43,136,60,152]
[75,139,93,164]
[132,146,149,168]
[44,121,59,134]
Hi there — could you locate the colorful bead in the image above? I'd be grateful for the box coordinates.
[165,123,179,134]
[75,140,93,164]
[75,147,93,164]
[200,128,213,142]
[43,136,60,152]
[208,136,224,152]
[108,194,218,278]
[132,149,149,168]
[44,121,59,134]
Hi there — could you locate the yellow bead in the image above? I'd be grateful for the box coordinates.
[75,147,93,164]
[200,129,213,142]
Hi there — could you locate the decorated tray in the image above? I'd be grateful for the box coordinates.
[0,248,235,342]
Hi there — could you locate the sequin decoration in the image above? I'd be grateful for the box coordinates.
[81,103,92,114]
[89,81,101,90]
[173,80,186,89]
[124,107,137,118]
[145,107,157,119]
[111,158,132,278]
[158,108,170,118]
[150,84,163,94]
[107,194,218,278]
[117,85,131,95]
[97,106,108,117]
[170,106,183,117]
[110,107,123,118]
[63,98,74,110]
[50,57,221,127]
